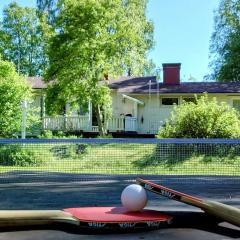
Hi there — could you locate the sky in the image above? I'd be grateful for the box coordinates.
[0,0,220,81]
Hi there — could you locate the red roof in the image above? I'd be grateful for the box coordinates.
[28,76,240,94]
[109,77,240,94]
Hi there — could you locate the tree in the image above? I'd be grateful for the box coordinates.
[208,0,240,81]
[45,0,154,135]
[158,94,240,138]
[36,0,58,24]
[0,2,49,76]
[143,59,161,80]
[0,57,32,137]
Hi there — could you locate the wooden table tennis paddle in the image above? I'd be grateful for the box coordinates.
[0,206,172,230]
[136,178,240,227]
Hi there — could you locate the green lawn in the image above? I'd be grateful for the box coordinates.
[0,143,239,175]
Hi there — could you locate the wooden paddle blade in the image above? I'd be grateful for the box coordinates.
[136,178,240,227]
[136,178,205,208]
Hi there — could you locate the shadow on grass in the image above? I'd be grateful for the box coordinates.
[133,144,240,169]
[50,144,90,159]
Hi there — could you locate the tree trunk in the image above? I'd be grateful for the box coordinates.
[96,104,106,136]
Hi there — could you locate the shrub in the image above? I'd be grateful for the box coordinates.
[0,58,33,137]
[39,130,54,139]
[0,145,46,167]
[158,94,240,138]
[39,130,79,139]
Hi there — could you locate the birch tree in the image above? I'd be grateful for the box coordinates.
[45,0,154,135]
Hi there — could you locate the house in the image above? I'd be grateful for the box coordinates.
[28,63,240,136]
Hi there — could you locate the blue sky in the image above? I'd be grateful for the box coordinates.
[147,0,219,81]
[0,0,220,81]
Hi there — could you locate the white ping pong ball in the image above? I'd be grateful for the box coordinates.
[121,184,148,211]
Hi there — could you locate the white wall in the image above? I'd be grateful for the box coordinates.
[110,92,238,134]
[111,91,136,117]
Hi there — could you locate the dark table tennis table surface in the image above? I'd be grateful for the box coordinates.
[0,212,239,240]
[0,174,239,240]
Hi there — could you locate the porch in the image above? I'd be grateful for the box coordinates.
[42,116,139,133]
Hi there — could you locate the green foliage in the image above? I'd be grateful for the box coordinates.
[0,2,49,76]
[0,145,45,167]
[208,0,240,81]
[96,133,113,139]
[39,130,54,139]
[37,0,58,24]
[45,0,154,135]
[0,57,34,137]
[158,94,240,138]
[143,59,161,80]
[39,130,80,139]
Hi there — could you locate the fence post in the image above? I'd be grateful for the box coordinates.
[21,100,27,139]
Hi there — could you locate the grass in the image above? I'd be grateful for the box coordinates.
[0,143,239,175]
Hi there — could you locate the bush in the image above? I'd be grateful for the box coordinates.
[158,94,240,138]
[39,130,54,139]
[0,58,33,137]
[39,130,79,139]
[0,145,46,167]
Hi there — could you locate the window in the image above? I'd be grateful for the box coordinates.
[233,99,240,112]
[161,98,179,105]
[182,97,196,103]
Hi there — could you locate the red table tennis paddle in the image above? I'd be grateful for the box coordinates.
[0,207,172,230]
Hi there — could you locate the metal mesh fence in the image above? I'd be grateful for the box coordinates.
[0,138,239,183]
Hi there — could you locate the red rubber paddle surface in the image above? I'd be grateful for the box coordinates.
[64,207,172,223]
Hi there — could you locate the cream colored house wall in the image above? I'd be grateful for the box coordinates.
[31,93,42,117]
[110,91,239,134]
[34,87,240,134]
[111,91,137,117]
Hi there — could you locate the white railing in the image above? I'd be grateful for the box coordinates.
[92,126,99,132]
[43,116,89,131]
[107,117,124,132]
[43,116,65,130]
[43,116,138,133]
[125,117,137,132]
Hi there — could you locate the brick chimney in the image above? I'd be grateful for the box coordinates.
[162,63,181,85]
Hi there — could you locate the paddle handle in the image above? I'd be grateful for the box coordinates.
[199,200,240,227]
[0,210,77,227]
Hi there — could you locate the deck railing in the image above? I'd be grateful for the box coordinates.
[106,117,125,132]
[43,116,164,134]
[43,116,90,131]
[124,117,137,132]
[43,116,126,132]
